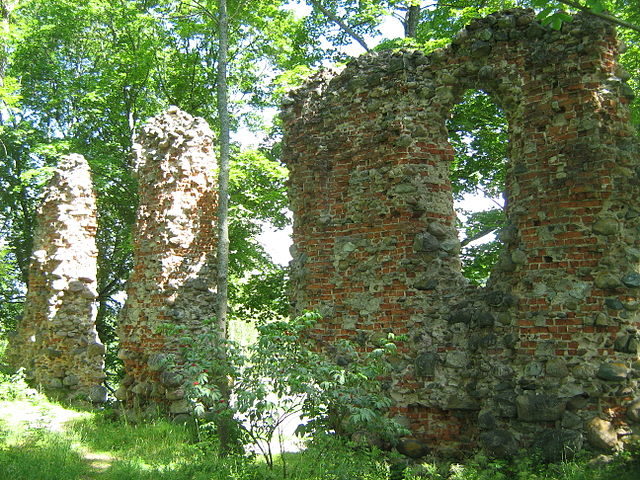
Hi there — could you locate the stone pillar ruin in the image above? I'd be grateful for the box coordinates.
[7,153,106,402]
[117,107,218,415]
[282,10,640,457]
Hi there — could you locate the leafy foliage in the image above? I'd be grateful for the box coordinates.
[0,244,23,333]
[448,91,507,282]
[448,91,508,202]
[0,0,298,343]
[163,312,407,469]
[0,368,37,401]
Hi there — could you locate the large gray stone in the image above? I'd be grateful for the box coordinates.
[88,385,108,403]
[470,40,492,57]
[147,353,167,372]
[614,335,640,354]
[48,378,63,389]
[413,232,440,252]
[511,249,527,264]
[166,388,185,401]
[595,273,622,289]
[68,280,85,292]
[443,394,478,410]
[169,399,191,414]
[524,361,543,377]
[516,393,566,422]
[87,342,106,357]
[627,400,640,423]
[469,333,497,351]
[397,438,430,459]
[63,374,79,386]
[445,351,468,368]
[132,382,152,396]
[534,429,584,462]
[160,370,183,388]
[427,222,447,239]
[596,362,628,381]
[494,391,517,418]
[479,429,518,458]
[546,358,569,378]
[605,298,624,310]
[478,410,498,430]
[440,238,460,253]
[622,273,640,288]
[114,386,127,400]
[474,311,495,327]
[593,218,618,236]
[414,352,437,377]
[448,309,473,324]
[561,411,583,430]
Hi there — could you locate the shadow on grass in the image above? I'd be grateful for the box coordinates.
[0,432,90,480]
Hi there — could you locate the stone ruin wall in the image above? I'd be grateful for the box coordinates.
[7,154,106,403]
[282,9,640,457]
[116,107,219,416]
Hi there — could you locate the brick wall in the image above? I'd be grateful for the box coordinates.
[282,9,640,456]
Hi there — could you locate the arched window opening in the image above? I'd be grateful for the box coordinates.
[447,90,508,285]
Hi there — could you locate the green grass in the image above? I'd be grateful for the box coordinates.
[0,430,91,480]
[0,371,639,479]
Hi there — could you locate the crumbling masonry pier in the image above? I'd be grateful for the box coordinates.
[282,9,640,456]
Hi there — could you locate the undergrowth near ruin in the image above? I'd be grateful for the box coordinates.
[0,339,639,480]
[0,369,639,480]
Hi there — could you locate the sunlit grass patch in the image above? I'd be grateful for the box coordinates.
[67,413,198,462]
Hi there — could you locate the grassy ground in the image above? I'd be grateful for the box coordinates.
[1,372,640,479]
[0,374,388,480]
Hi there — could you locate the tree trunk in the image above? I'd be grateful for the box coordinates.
[404,4,420,38]
[215,0,235,456]
[216,0,230,339]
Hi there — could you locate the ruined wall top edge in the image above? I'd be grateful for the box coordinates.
[133,106,216,174]
[281,9,619,120]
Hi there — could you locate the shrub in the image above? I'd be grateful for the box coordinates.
[163,311,408,469]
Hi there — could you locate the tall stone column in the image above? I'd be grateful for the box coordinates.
[8,153,106,402]
[117,107,218,416]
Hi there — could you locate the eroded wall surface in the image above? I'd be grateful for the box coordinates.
[282,9,640,456]
[117,107,218,415]
[8,154,106,402]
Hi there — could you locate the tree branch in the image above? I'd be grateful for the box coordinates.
[555,0,640,33]
[460,227,498,247]
[309,0,370,52]
[180,0,217,23]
